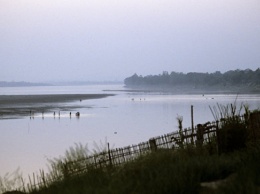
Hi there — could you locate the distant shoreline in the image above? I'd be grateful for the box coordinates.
[0,81,52,87]
[119,85,260,94]
[0,94,115,119]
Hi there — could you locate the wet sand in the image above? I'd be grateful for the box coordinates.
[0,94,114,119]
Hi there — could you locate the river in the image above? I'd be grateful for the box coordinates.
[0,84,259,179]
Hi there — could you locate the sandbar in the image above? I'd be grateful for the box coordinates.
[0,94,114,119]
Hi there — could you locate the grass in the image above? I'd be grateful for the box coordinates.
[26,144,260,194]
[2,144,260,194]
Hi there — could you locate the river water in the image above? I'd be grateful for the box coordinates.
[0,84,259,179]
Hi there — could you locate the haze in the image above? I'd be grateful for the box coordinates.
[1,0,259,82]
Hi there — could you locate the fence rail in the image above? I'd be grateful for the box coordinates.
[31,122,219,189]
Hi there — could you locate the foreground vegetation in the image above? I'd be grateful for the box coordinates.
[2,144,260,194]
[1,105,260,194]
[24,144,260,194]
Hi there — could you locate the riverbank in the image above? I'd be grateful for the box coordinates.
[28,145,260,194]
[0,94,114,119]
[27,110,260,193]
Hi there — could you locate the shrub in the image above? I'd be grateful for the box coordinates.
[210,103,249,154]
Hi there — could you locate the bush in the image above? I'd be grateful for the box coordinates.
[218,117,248,153]
[210,103,249,154]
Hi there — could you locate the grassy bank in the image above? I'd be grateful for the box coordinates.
[27,145,260,194]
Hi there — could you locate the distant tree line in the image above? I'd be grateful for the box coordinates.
[0,81,51,87]
[124,69,260,89]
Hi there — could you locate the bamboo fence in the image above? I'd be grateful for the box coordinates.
[21,112,260,192]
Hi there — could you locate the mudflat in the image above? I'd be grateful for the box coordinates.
[0,94,114,119]
[0,94,114,104]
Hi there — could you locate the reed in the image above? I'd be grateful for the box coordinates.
[0,168,23,193]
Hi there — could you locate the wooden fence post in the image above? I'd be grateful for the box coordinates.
[216,120,221,154]
[149,139,157,151]
[107,143,112,167]
[249,112,260,142]
[196,124,204,147]
[191,105,194,133]
[191,105,195,144]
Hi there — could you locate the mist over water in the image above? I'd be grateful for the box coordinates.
[0,84,259,178]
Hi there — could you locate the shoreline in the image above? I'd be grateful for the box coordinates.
[104,89,260,95]
[119,85,260,94]
[0,94,115,119]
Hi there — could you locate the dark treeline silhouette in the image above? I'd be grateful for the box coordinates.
[124,68,260,92]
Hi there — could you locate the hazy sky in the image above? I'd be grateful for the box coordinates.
[1,0,260,82]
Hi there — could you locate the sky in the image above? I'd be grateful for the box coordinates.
[0,0,260,82]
